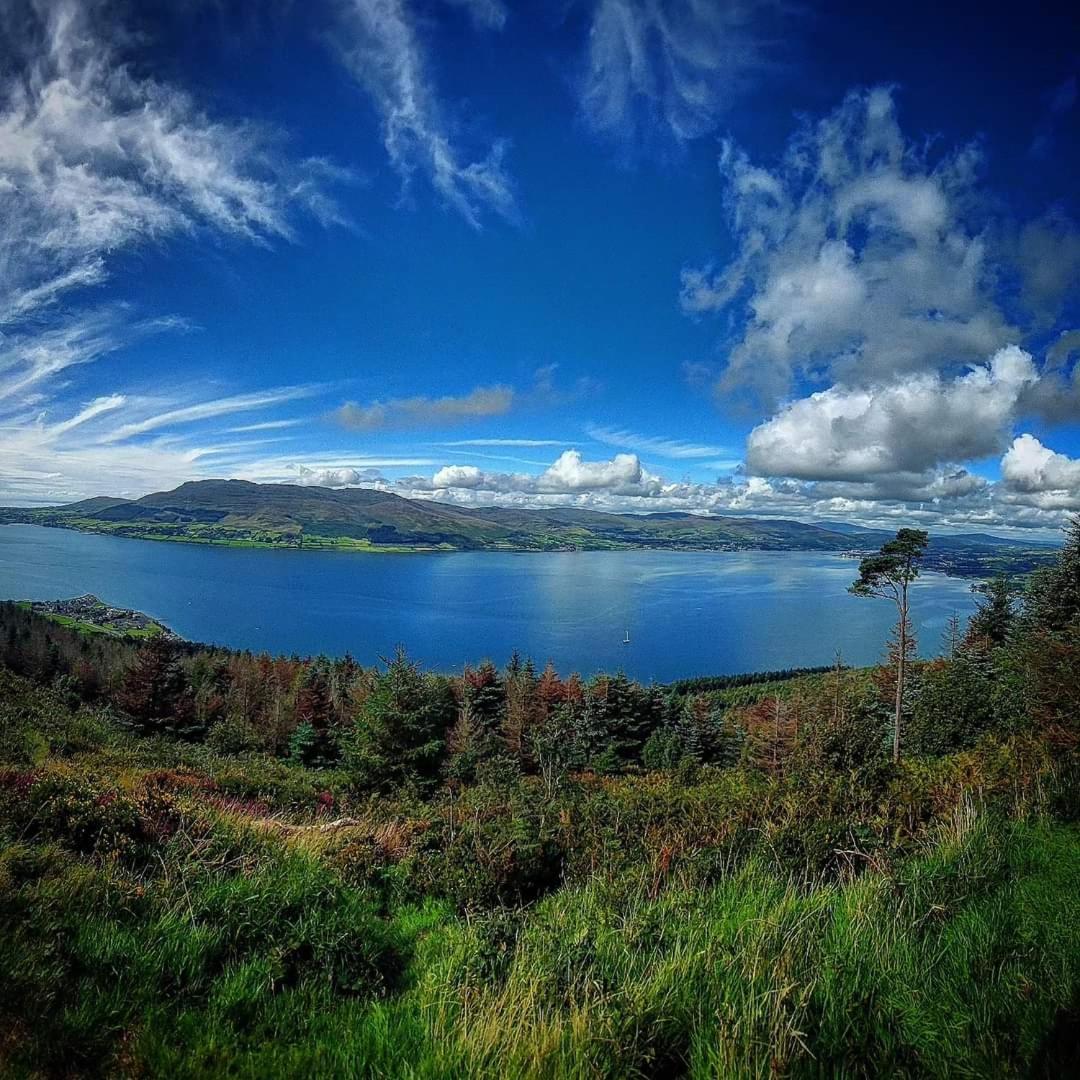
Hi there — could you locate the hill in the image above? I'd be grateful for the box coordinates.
[0,479,860,552]
[0,479,1062,574]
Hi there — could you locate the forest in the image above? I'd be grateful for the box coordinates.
[0,522,1078,1077]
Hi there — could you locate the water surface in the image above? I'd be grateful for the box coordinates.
[0,524,979,681]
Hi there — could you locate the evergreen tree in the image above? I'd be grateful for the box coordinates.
[344,648,455,792]
[849,528,929,763]
[1021,517,1080,634]
[117,637,195,737]
[292,662,339,766]
[966,575,1018,648]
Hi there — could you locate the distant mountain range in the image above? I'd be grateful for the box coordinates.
[0,480,1061,576]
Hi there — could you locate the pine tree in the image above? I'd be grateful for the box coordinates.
[118,637,194,737]
[1021,517,1080,634]
[344,648,455,793]
[849,528,929,762]
[966,576,1018,649]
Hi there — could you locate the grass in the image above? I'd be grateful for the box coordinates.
[15,518,459,552]
[0,672,1077,1077]
[15,601,167,640]
[2,806,1077,1078]
[43,612,164,639]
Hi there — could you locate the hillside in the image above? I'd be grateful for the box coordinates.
[0,480,1062,573]
[0,479,859,552]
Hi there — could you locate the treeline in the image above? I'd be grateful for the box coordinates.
[668,665,836,695]
[4,517,1080,795]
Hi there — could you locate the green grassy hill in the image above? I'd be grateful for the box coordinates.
[0,479,860,552]
[0,481,1061,574]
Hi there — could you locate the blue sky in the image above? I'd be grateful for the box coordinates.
[1,0,1078,533]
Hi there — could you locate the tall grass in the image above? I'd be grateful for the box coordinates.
[1,670,1078,1077]
[2,810,1077,1077]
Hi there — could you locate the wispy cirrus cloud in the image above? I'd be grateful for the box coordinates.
[440,438,566,448]
[0,0,342,328]
[329,0,516,228]
[225,418,308,434]
[101,385,325,444]
[586,423,734,460]
[0,380,327,505]
[579,0,784,150]
[442,0,507,31]
[0,308,178,406]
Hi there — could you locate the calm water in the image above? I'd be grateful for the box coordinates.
[0,524,980,682]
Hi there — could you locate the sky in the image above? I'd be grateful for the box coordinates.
[1,0,1078,535]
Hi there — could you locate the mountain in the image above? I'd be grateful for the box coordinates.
[2,479,856,552]
[0,480,1062,574]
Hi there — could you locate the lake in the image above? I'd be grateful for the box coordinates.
[0,524,980,682]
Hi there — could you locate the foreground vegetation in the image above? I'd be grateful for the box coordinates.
[2,522,1079,1076]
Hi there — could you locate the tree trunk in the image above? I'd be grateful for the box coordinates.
[893,593,907,764]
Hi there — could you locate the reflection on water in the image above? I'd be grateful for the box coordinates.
[0,525,980,682]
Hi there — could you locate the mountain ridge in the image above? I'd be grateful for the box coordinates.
[0,480,1062,574]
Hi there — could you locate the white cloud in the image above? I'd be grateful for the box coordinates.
[586,423,733,459]
[102,386,323,444]
[0,0,338,325]
[226,419,306,433]
[580,0,780,147]
[441,438,565,448]
[423,449,663,496]
[0,309,127,404]
[683,87,1018,405]
[541,449,650,492]
[330,0,515,228]
[746,345,1038,481]
[1000,434,1080,510]
[294,465,386,488]
[47,394,126,436]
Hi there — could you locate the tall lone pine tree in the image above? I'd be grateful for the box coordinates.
[849,528,929,763]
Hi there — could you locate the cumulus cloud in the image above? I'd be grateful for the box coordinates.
[580,0,781,148]
[746,346,1038,481]
[0,0,339,325]
[329,0,516,228]
[334,385,515,431]
[363,449,1022,532]
[424,450,661,497]
[683,87,1019,405]
[1000,434,1080,510]
[294,465,386,488]
[541,449,651,492]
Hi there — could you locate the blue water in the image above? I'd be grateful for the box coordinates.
[0,524,980,682]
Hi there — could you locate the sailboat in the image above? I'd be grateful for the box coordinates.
[622,629,631,645]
